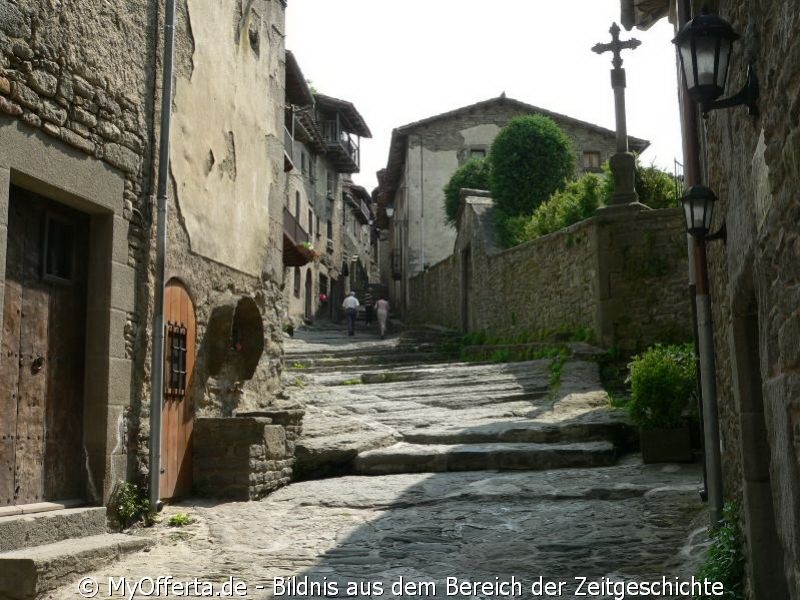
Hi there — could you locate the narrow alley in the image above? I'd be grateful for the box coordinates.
[41,325,707,600]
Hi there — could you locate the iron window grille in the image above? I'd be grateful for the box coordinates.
[165,321,188,397]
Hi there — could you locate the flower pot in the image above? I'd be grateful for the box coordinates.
[640,426,693,464]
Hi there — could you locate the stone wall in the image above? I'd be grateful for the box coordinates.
[409,198,692,353]
[193,408,303,500]
[0,0,293,504]
[690,1,800,595]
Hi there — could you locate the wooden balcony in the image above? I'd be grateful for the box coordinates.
[283,207,314,267]
[322,119,360,173]
[283,125,294,172]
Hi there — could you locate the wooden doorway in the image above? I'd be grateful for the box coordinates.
[160,279,196,501]
[0,186,89,506]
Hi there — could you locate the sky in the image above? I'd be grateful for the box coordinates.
[285,0,684,192]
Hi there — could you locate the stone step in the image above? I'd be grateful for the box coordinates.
[354,441,617,475]
[0,506,106,553]
[287,352,451,369]
[402,420,634,447]
[0,533,152,600]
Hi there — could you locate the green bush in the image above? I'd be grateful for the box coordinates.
[108,482,155,529]
[695,502,744,599]
[489,115,575,245]
[519,173,605,241]
[627,343,696,429]
[443,157,491,226]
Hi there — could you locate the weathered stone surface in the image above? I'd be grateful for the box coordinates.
[10,81,39,109]
[0,507,106,553]
[103,142,140,174]
[27,70,56,96]
[0,95,22,116]
[0,75,10,95]
[40,461,707,600]
[20,111,40,128]
[59,126,95,154]
[71,75,94,99]
[0,3,28,37]
[72,106,97,127]
[40,98,66,125]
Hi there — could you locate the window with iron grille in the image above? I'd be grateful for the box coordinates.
[165,322,188,397]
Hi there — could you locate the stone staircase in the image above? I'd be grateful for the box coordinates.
[285,326,634,479]
[0,504,151,600]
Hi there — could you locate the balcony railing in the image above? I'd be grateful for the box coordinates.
[321,119,360,172]
[283,206,308,245]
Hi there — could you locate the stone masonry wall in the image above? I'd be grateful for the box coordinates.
[694,1,800,595]
[409,203,692,353]
[193,409,303,500]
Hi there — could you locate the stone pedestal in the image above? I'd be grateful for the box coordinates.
[608,152,639,205]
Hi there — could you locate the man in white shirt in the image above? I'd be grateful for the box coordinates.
[342,291,360,336]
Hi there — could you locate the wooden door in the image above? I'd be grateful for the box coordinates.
[160,279,195,500]
[0,187,88,506]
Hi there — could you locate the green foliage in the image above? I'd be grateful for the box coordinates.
[695,502,744,599]
[520,174,606,241]
[489,115,576,246]
[291,361,306,369]
[443,157,491,226]
[341,378,362,386]
[548,350,569,389]
[109,482,155,529]
[167,513,196,527]
[627,343,696,429]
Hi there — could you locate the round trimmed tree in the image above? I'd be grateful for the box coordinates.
[443,157,491,226]
[489,115,576,220]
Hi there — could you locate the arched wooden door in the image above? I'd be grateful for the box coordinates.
[160,279,196,500]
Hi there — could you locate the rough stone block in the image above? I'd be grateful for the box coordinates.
[10,81,39,109]
[104,142,141,174]
[40,99,66,125]
[0,76,10,96]
[28,70,56,96]
[59,127,95,154]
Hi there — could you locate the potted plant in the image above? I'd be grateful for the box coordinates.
[627,343,697,463]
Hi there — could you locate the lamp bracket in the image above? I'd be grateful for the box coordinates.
[702,64,759,117]
[705,221,727,244]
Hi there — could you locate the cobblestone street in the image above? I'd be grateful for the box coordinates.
[43,326,708,600]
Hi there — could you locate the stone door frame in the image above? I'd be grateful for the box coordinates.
[0,118,133,504]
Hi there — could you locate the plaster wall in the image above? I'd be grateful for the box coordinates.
[171,0,283,278]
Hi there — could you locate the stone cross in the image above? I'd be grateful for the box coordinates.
[592,23,641,153]
[592,23,641,205]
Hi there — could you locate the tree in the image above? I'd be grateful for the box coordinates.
[489,115,575,231]
[442,157,491,226]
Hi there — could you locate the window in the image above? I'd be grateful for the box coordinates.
[43,214,75,282]
[309,156,316,182]
[327,171,336,199]
[583,151,602,171]
[293,267,301,297]
[327,220,333,239]
[165,322,187,397]
[308,208,314,237]
[295,191,301,218]
[316,215,321,238]
[469,148,486,160]
[300,152,307,175]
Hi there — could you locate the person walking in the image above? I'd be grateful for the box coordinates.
[375,297,390,339]
[342,291,359,336]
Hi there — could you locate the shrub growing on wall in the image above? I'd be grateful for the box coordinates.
[489,115,575,245]
[443,157,491,226]
[519,173,605,241]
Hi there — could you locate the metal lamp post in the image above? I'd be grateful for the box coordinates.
[682,185,725,526]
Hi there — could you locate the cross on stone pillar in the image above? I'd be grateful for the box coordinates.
[592,23,641,205]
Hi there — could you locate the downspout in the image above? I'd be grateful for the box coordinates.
[149,0,176,510]
[419,136,425,271]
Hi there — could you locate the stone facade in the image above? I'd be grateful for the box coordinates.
[380,96,650,315]
[409,195,691,352]
[193,409,302,500]
[623,1,800,596]
[0,0,298,508]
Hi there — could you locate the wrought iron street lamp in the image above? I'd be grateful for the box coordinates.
[385,205,395,218]
[673,8,759,116]
[682,185,716,237]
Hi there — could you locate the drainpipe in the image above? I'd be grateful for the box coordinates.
[677,0,722,525]
[149,0,177,510]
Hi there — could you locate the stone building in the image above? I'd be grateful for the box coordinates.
[378,95,649,314]
[622,0,800,596]
[0,0,300,525]
[282,54,372,325]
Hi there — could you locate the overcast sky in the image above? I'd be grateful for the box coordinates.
[286,1,683,192]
